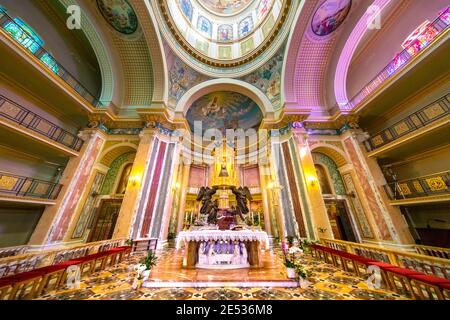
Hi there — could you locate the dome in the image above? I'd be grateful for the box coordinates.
[154,0,295,77]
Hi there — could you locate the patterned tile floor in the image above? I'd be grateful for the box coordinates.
[36,249,409,300]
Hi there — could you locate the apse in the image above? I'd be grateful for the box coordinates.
[186,91,263,135]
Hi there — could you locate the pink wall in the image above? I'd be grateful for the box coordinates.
[346,0,449,99]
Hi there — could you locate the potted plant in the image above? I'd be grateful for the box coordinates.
[295,264,312,289]
[140,250,158,280]
[125,238,134,246]
[283,245,303,279]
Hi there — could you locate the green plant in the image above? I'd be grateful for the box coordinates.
[294,264,312,280]
[284,257,296,269]
[125,239,134,246]
[140,250,158,271]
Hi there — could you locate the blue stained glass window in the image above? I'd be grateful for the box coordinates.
[239,16,253,38]
[41,52,60,74]
[2,16,59,74]
[179,0,193,21]
[197,16,212,38]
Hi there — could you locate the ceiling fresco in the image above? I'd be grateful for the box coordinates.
[198,0,254,16]
[311,0,352,36]
[96,0,138,35]
[186,91,263,134]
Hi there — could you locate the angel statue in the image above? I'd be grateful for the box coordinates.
[230,186,253,221]
[196,186,219,224]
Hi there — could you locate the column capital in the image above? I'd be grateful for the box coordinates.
[77,128,106,142]
[341,128,370,143]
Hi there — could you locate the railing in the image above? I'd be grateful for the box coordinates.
[0,238,126,278]
[365,94,450,151]
[337,7,450,112]
[321,238,450,279]
[0,171,62,200]
[0,245,30,259]
[384,171,450,200]
[414,244,450,259]
[0,95,84,152]
[0,11,103,108]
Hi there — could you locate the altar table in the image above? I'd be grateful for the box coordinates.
[176,230,270,269]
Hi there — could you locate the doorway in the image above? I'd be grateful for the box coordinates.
[88,199,122,242]
[325,200,356,242]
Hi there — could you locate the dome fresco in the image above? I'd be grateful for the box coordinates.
[199,0,254,16]
[156,0,292,74]
[186,91,263,135]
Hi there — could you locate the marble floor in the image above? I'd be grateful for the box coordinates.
[36,248,409,300]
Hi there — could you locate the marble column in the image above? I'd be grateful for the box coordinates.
[159,141,182,242]
[29,129,106,245]
[341,129,414,245]
[258,163,273,236]
[291,128,333,240]
[113,128,158,239]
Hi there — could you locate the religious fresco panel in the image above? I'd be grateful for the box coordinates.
[96,0,138,35]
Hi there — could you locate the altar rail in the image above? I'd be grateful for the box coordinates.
[320,238,450,279]
[0,239,125,278]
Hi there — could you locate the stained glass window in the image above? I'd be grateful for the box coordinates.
[218,24,233,42]
[179,0,193,21]
[2,16,59,74]
[197,16,212,38]
[239,16,253,38]
[4,18,43,54]
[41,52,60,74]
[439,7,450,25]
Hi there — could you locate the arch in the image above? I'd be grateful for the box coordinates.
[135,0,168,104]
[175,78,275,119]
[312,151,346,196]
[334,0,392,109]
[98,143,138,167]
[310,143,349,168]
[58,0,116,105]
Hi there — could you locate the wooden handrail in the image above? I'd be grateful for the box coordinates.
[320,238,450,279]
[0,238,126,278]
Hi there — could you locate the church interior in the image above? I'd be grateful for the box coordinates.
[0,0,449,301]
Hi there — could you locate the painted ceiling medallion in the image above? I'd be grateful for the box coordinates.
[97,0,138,35]
[311,0,352,36]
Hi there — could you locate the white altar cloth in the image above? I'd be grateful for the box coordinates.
[176,230,270,250]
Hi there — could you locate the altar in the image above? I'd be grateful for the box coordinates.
[176,230,270,269]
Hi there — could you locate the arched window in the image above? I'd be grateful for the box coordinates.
[1,9,59,74]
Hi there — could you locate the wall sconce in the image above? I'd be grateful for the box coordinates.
[307,176,318,187]
[172,182,181,192]
[129,175,141,187]
[268,182,274,189]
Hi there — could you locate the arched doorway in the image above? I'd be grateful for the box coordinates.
[312,153,357,242]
